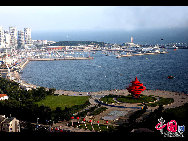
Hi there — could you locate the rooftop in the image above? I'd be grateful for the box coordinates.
[0,94,8,98]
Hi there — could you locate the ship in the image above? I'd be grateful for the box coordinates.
[165,45,178,49]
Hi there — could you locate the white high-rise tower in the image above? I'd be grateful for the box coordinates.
[9,26,17,49]
[4,31,11,48]
[24,28,32,45]
[18,30,25,48]
[0,26,5,48]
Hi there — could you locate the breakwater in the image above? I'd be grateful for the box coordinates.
[28,57,94,61]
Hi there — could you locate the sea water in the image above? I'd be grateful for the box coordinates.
[21,49,188,93]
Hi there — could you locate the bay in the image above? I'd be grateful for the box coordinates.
[21,49,188,93]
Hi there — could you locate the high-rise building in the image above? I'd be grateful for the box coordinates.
[18,30,25,48]
[0,26,5,48]
[4,31,11,48]
[9,27,17,49]
[24,28,32,45]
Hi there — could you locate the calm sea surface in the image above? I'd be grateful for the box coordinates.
[21,49,188,93]
[32,28,188,45]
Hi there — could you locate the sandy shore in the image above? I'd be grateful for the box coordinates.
[11,70,39,89]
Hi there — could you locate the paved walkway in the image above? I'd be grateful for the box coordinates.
[52,122,92,132]
[96,99,142,109]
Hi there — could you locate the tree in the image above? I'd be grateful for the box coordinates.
[48,88,56,95]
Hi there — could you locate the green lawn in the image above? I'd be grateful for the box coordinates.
[116,94,157,103]
[147,97,174,107]
[100,94,157,104]
[100,94,156,104]
[100,95,117,104]
[35,95,89,111]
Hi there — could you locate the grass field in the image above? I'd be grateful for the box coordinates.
[100,94,157,104]
[147,97,174,107]
[116,94,157,103]
[35,95,89,111]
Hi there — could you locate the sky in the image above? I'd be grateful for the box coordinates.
[0,6,188,32]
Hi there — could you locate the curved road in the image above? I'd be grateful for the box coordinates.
[95,99,142,109]
[90,95,142,109]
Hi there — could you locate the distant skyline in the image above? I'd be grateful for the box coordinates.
[0,6,188,32]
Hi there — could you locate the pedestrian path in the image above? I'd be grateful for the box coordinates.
[96,99,142,109]
[53,123,92,132]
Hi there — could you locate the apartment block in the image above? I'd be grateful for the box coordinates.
[0,115,20,132]
[24,28,32,45]
[18,30,25,48]
[9,27,17,49]
[0,26,5,48]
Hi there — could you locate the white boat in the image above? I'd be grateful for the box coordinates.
[116,55,121,58]
[144,51,155,55]
[160,50,168,54]
[165,45,178,49]
[133,52,144,56]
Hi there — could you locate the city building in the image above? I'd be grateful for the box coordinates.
[123,36,140,48]
[32,40,47,46]
[24,28,32,45]
[0,115,20,132]
[0,26,5,48]
[18,30,25,48]
[4,31,11,48]
[9,27,17,49]
[0,94,9,100]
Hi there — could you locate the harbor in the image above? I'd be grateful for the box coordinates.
[0,41,184,92]
[0,36,187,92]
[1,6,188,135]
[28,56,93,61]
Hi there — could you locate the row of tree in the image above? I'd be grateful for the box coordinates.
[50,41,105,47]
[0,77,89,124]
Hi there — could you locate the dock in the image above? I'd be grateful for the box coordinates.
[28,57,94,61]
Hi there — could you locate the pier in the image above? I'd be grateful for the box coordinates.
[28,57,94,61]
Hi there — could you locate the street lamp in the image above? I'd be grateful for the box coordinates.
[35,118,39,130]
[37,118,39,124]
[70,116,74,126]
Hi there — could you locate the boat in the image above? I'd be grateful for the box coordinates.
[144,51,155,55]
[133,52,144,56]
[165,45,178,49]
[116,55,121,58]
[160,50,168,54]
[152,45,160,54]
[168,75,174,79]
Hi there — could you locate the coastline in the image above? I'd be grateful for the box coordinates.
[10,65,188,129]
[9,58,188,113]
[12,68,188,110]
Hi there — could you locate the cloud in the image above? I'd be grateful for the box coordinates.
[101,6,188,31]
[0,6,188,31]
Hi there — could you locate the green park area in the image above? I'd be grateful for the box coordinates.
[100,94,157,104]
[35,95,89,111]
[146,97,174,107]
[100,94,174,107]
[116,94,157,103]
